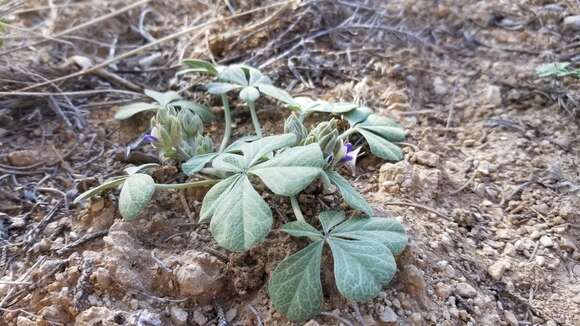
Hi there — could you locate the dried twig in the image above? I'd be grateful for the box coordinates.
[56,230,108,256]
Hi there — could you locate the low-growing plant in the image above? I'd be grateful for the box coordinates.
[536,62,580,79]
[75,59,409,321]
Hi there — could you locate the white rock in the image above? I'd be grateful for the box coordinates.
[379,306,398,324]
[488,261,509,281]
[486,85,502,106]
[563,15,580,32]
[170,307,188,326]
[504,310,518,326]
[455,282,477,298]
[433,77,448,95]
[539,235,554,248]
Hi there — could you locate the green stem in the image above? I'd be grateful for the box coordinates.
[155,179,219,190]
[338,127,357,140]
[248,101,263,138]
[290,196,306,223]
[219,94,232,152]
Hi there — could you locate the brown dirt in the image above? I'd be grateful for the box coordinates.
[0,0,579,325]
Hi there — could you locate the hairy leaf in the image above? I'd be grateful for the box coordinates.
[170,100,214,123]
[218,66,248,85]
[73,176,128,204]
[331,217,407,255]
[281,221,323,239]
[241,133,297,167]
[125,163,159,175]
[358,129,403,161]
[343,106,373,126]
[358,125,406,142]
[328,238,397,301]
[181,153,218,175]
[240,86,260,102]
[199,175,239,222]
[212,153,245,173]
[118,173,156,220]
[268,240,324,321]
[206,82,242,95]
[249,144,323,196]
[318,210,346,234]
[257,84,296,105]
[325,170,373,216]
[181,59,218,75]
[114,102,160,120]
[210,176,272,251]
[144,89,180,107]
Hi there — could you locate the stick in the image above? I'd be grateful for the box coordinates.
[13,0,294,92]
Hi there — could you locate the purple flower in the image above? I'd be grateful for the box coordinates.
[340,143,354,163]
[143,133,158,143]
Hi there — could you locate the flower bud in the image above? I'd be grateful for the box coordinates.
[195,135,214,155]
[178,109,203,139]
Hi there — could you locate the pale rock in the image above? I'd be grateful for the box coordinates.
[433,77,448,95]
[170,307,188,326]
[175,251,224,300]
[535,255,546,267]
[130,310,161,326]
[193,310,208,325]
[560,236,578,253]
[488,260,509,281]
[410,312,422,325]
[530,230,542,240]
[563,15,580,32]
[7,150,37,166]
[455,282,477,298]
[503,243,516,257]
[571,293,580,304]
[303,321,321,326]
[412,150,440,167]
[379,306,398,325]
[486,85,502,106]
[75,307,118,325]
[226,308,237,322]
[539,235,554,248]
[16,317,35,326]
[504,310,518,326]
[435,282,452,300]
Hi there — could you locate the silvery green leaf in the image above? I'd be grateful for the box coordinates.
[331,217,407,255]
[257,84,296,106]
[281,221,323,239]
[240,86,260,102]
[218,66,248,85]
[118,173,156,220]
[124,163,159,175]
[249,144,323,196]
[358,125,406,142]
[344,106,373,126]
[361,114,402,128]
[73,176,128,204]
[182,153,217,175]
[328,238,397,301]
[318,210,346,234]
[292,96,318,111]
[206,82,242,95]
[114,102,160,120]
[358,129,403,161]
[223,135,260,153]
[327,102,359,113]
[210,176,272,251]
[181,59,218,75]
[325,170,373,216]
[241,133,297,167]
[170,100,214,123]
[144,89,181,107]
[199,175,239,222]
[245,66,272,85]
[536,62,570,77]
[212,153,245,173]
[268,240,324,321]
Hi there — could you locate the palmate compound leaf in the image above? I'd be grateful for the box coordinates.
[268,240,324,321]
[249,143,324,197]
[327,238,397,302]
[199,174,239,222]
[118,173,156,220]
[325,170,373,216]
[144,89,181,107]
[330,217,408,256]
[241,133,297,167]
[209,175,273,252]
[181,153,218,175]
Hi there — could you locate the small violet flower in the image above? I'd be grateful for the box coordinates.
[340,143,354,163]
[143,133,158,143]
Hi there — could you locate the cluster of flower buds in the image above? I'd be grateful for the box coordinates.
[148,107,213,160]
[283,113,308,143]
[303,119,349,167]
